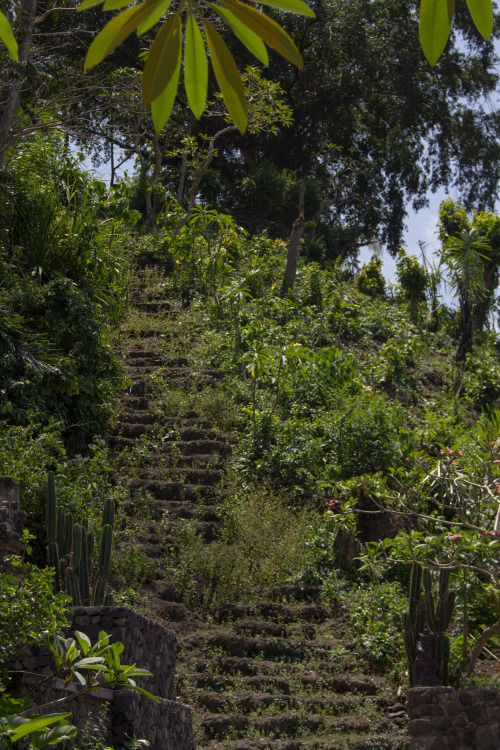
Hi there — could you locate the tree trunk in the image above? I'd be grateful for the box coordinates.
[145,132,162,226]
[0,0,38,167]
[281,181,305,294]
[174,125,237,235]
[464,619,500,675]
[177,113,193,204]
[456,294,473,362]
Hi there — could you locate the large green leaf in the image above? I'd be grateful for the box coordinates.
[0,11,18,61]
[419,0,455,66]
[211,4,269,65]
[78,0,105,12]
[184,15,208,119]
[248,0,314,16]
[31,724,77,749]
[150,32,182,130]
[217,0,303,69]
[9,714,72,742]
[102,0,135,10]
[84,0,162,69]
[142,14,181,105]
[137,0,173,35]
[204,21,247,133]
[465,0,492,39]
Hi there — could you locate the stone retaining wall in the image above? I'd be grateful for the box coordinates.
[16,673,195,750]
[11,606,195,749]
[406,686,500,750]
[72,605,177,700]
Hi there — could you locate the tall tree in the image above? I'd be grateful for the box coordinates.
[190,0,500,258]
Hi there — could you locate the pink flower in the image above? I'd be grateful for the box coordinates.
[495,485,500,493]
[448,534,462,542]
[328,498,340,508]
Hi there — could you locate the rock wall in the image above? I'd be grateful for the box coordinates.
[0,477,25,562]
[11,606,195,750]
[71,606,177,700]
[406,686,500,750]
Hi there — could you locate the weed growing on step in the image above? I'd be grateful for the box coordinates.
[172,487,314,607]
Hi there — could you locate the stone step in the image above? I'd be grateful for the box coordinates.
[129,479,223,502]
[135,301,171,312]
[159,439,232,456]
[122,329,170,338]
[118,413,213,430]
[126,467,223,486]
[214,602,333,625]
[112,423,155,439]
[131,453,225,470]
[204,633,311,662]
[130,501,220,523]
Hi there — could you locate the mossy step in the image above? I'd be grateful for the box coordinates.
[125,467,223,486]
[121,328,171,338]
[159,439,232,455]
[198,711,401,742]
[196,738,408,750]
[134,301,171,312]
[204,633,311,662]
[215,602,333,625]
[124,365,224,380]
[118,413,213,429]
[138,453,226,469]
[129,478,223,501]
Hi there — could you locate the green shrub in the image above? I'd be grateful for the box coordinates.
[355,256,385,297]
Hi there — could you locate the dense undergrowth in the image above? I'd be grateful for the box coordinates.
[2,133,500,708]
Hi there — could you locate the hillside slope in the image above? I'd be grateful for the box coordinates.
[110,266,410,750]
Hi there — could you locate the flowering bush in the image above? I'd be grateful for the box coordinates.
[351,413,500,675]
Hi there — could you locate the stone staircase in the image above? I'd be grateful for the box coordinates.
[110,270,410,750]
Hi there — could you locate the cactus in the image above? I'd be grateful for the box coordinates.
[92,523,113,606]
[402,562,427,687]
[402,562,455,686]
[423,567,455,683]
[45,471,114,607]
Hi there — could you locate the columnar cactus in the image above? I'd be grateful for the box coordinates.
[45,471,114,607]
[402,562,426,687]
[402,562,455,686]
[423,567,455,684]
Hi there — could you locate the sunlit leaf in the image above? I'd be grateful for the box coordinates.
[143,13,181,105]
[103,0,135,10]
[204,21,247,133]
[0,11,18,61]
[211,4,268,65]
[84,0,162,69]
[465,0,492,39]
[137,0,173,35]
[31,725,77,749]
[78,0,106,11]
[217,0,303,68]
[151,39,181,130]
[419,0,454,66]
[248,0,314,16]
[185,14,208,119]
[10,714,72,741]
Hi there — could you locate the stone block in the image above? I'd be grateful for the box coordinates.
[466,703,487,724]
[409,719,433,737]
[475,724,500,750]
[433,715,451,731]
[446,700,462,717]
